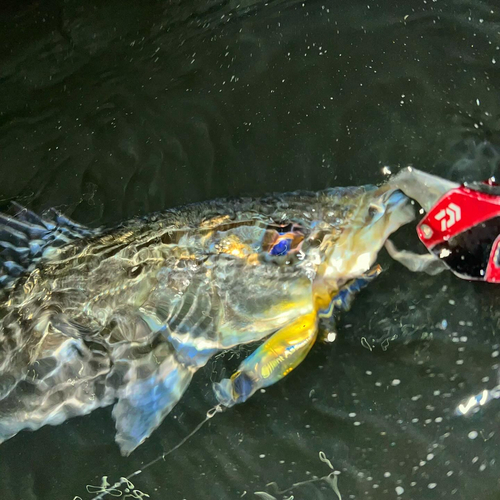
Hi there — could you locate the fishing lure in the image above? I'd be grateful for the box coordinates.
[0,180,415,455]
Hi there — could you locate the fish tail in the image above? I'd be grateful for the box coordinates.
[0,203,95,290]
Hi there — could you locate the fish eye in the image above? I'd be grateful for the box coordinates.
[266,222,305,257]
[269,238,292,256]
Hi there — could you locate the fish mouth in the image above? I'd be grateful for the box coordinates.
[388,167,459,212]
[383,189,409,209]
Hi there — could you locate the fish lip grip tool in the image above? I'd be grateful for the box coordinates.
[416,179,500,283]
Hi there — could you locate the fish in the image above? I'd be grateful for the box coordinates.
[0,181,414,455]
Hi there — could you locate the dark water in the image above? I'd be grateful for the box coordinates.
[1,0,500,499]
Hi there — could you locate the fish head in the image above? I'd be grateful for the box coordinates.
[320,187,415,284]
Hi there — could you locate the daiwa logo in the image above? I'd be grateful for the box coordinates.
[435,203,461,231]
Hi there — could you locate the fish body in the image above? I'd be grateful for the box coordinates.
[0,183,413,454]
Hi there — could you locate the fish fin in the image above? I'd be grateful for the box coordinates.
[112,347,194,456]
[385,240,447,275]
[320,265,383,318]
[213,312,318,407]
[0,203,96,290]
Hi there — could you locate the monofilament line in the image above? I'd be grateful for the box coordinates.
[89,404,225,500]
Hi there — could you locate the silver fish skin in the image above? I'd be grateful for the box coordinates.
[0,182,413,455]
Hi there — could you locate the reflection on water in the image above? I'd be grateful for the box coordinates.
[456,385,500,416]
[1,0,500,499]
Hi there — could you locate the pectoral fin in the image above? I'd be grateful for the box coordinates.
[318,265,382,318]
[318,265,382,342]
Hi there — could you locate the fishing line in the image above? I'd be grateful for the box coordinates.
[89,403,225,500]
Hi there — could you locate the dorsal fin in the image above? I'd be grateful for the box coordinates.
[0,203,96,290]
